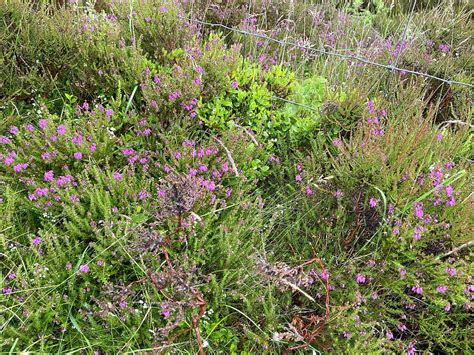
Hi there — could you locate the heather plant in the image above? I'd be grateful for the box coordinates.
[1,1,473,354]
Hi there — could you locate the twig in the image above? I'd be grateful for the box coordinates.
[436,240,474,260]
[212,136,240,176]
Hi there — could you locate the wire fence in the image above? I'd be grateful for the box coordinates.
[183,16,474,90]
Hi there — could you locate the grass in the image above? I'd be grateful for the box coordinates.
[0,0,473,353]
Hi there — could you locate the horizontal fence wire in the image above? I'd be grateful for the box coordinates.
[183,16,474,90]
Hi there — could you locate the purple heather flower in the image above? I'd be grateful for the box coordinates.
[79,264,89,273]
[295,174,302,183]
[414,202,424,219]
[70,195,79,203]
[386,330,394,340]
[113,172,123,181]
[38,119,48,129]
[231,80,239,89]
[436,285,448,293]
[97,260,104,266]
[444,303,451,312]
[73,152,83,160]
[57,125,66,135]
[399,268,407,278]
[438,44,450,53]
[8,272,16,279]
[411,285,423,295]
[32,236,41,246]
[356,273,366,284]
[44,170,54,182]
[0,136,11,144]
[305,186,313,196]
[445,267,456,277]
[9,126,20,135]
[161,303,170,318]
[369,197,378,208]
[366,100,375,113]
[105,108,113,118]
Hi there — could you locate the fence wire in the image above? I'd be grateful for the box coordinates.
[184,16,474,90]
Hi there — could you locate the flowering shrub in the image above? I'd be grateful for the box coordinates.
[1,1,472,353]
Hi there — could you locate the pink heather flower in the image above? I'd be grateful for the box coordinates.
[122,148,135,156]
[13,163,28,172]
[57,125,66,135]
[38,119,48,129]
[161,303,170,318]
[407,341,416,355]
[444,161,455,169]
[436,133,443,141]
[97,260,104,266]
[399,268,407,278]
[437,285,448,293]
[70,195,79,203]
[72,135,83,144]
[414,202,424,219]
[192,78,201,86]
[145,16,152,23]
[0,136,11,144]
[231,80,239,89]
[445,185,454,197]
[73,152,82,160]
[332,138,342,146]
[159,5,167,12]
[79,264,89,273]
[32,236,41,246]
[369,197,378,208]
[44,170,54,182]
[356,273,366,284]
[113,172,123,181]
[9,126,20,135]
[411,285,423,295]
[105,108,113,118]
[366,100,375,113]
[138,190,149,200]
[444,303,451,312]
[386,330,394,340]
[445,267,456,277]
[89,144,97,152]
[342,331,351,339]
[438,44,450,53]
[320,269,329,280]
[305,186,313,196]
[4,157,14,166]
[295,174,302,183]
[8,272,16,279]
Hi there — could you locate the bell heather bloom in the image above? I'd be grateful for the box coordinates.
[356,273,366,284]
[38,119,48,129]
[0,136,11,144]
[44,170,54,182]
[436,285,448,293]
[32,236,42,246]
[9,126,20,135]
[73,152,83,160]
[411,285,423,295]
[57,125,67,135]
[445,267,456,277]
[414,202,424,219]
[369,197,378,208]
[79,264,89,273]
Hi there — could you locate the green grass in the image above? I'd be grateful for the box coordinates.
[0,0,472,353]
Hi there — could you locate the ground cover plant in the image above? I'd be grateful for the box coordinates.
[0,0,473,353]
